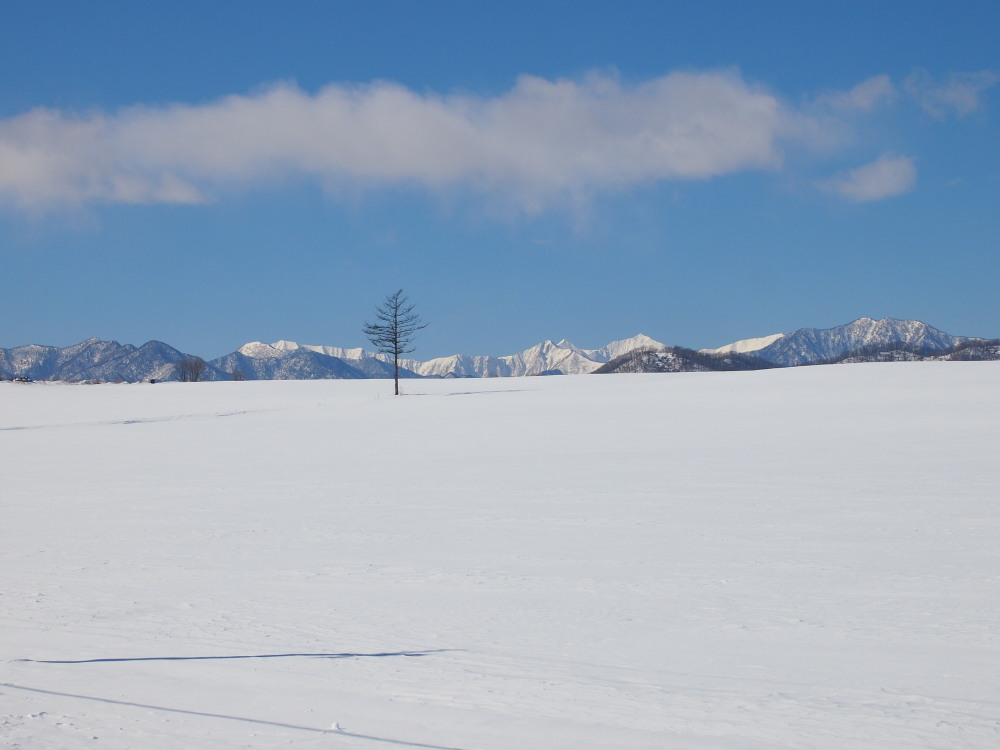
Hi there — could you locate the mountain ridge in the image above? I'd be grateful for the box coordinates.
[2,320,995,383]
[751,317,981,366]
[598,318,996,375]
[232,333,666,378]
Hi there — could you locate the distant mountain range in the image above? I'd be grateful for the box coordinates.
[731,317,988,367]
[227,333,662,379]
[0,339,190,383]
[599,318,998,374]
[2,319,996,383]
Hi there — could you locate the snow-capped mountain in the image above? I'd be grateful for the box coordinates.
[241,340,375,361]
[702,318,983,364]
[211,345,416,381]
[752,318,982,366]
[602,319,997,374]
[1,333,663,382]
[4,322,995,383]
[229,333,666,379]
[700,333,785,355]
[0,338,209,382]
[420,334,664,377]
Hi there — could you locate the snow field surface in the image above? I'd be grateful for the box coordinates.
[2,363,999,749]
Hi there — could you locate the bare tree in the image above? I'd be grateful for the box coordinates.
[231,368,248,381]
[176,355,207,382]
[363,289,427,395]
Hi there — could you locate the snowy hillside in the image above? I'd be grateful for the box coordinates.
[213,345,413,381]
[595,345,779,373]
[699,332,785,355]
[0,338,199,382]
[753,317,980,366]
[3,364,999,749]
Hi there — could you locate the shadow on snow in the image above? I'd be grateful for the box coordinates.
[3,681,475,750]
[16,649,456,664]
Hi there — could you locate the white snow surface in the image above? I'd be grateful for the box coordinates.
[701,333,786,355]
[2,363,999,749]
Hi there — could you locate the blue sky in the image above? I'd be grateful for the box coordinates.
[1,1,997,360]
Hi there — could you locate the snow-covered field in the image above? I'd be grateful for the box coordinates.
[2,364,999,749]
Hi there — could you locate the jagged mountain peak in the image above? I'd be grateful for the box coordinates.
[529,339,563,352]
[225,332,664,378]
[238,341,286,358]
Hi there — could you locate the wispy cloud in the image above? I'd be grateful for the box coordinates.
[0,70,791,211]
[816,74,897,113]
[904,68,1000,119]
[820,153,917,202]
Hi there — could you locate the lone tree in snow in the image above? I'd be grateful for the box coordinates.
[363,289,427,396]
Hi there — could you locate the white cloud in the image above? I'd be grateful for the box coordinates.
[0,71,791,211]
[904,68,1000,119]
[4,70,956,213]
[792,75,899,151]
[817,74,897,112]
[821,153,917,202]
